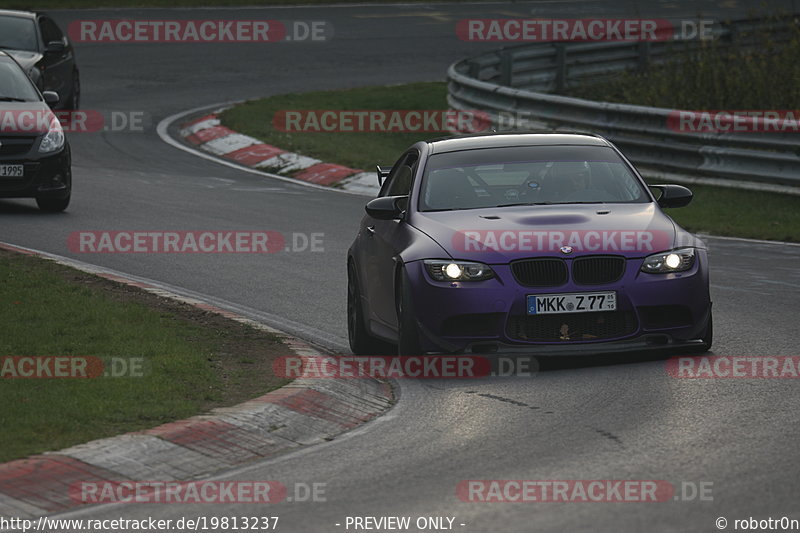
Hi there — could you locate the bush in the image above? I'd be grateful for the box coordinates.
[564,17,800,109]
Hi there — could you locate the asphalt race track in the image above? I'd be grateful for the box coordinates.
[1,1,799,531]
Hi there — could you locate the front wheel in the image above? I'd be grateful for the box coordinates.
[396,269,422,356]
[67,72,80,110]
[688,310,713,354]
[348,262,392,355]
[699,311,713,352]
[36,194,70,212]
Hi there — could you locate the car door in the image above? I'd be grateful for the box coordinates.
[363,150,419,330]
[37,16,73,98]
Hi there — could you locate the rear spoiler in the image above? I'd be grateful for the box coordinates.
[376,165,392,186]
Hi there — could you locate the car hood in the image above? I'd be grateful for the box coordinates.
[410,203,692,263]
[4,50,42,71]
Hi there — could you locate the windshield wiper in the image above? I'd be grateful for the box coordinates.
[494,202,555,207]
[497,201,608,207]
[0,96,28,102]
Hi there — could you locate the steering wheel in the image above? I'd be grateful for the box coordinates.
[517,168,547,200]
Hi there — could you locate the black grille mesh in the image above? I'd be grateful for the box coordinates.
[506,311,637,342]
[511,258,568,287]
[572,256,626,284]
[0,136,37,156]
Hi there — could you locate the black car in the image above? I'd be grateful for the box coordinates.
[0,51,71,212]
[0,10,80,110]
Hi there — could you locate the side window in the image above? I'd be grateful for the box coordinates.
[379,150,419,198]
[39,18,63,45]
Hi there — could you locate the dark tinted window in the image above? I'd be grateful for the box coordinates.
[39,17,63,44]
[0,16,38,52]
[419,145,649,211]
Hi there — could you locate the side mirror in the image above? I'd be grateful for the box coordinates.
[45,40,66,54]
[42,91,59,107]
[365,195,407,220]
[651,184,693,208]
[376,165,391,186]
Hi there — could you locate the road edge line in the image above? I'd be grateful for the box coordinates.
[0,242,393,520]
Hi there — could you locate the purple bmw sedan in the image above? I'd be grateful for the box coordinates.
[347,133,712,356]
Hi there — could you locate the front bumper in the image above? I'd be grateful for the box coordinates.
[0,144,71,200]
[459,333,708,357]
[406,252,711,355]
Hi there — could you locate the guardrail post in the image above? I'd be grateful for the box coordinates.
[638,41,651,71]
[468,60,480,79]
[500,51,512,86]
[554,44,566,92]
[726,24,738,45]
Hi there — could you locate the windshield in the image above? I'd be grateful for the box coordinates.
[419,145,650,211]
[0,57,41,101]
[0,16,38,52]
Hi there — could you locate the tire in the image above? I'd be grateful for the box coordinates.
[699,311,713,352]
[396,268,422,356]
[36,194,70,212]
[347,262,392,355]
[687,310,713,354]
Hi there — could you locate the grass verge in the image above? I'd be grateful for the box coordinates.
[642,180,800,242]
[220,82,446,172]
[218,82,800,242]
[0,248,291,463]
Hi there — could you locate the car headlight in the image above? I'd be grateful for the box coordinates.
[640,248,696,273]
[424,260,495,281]
[39,116,65,154]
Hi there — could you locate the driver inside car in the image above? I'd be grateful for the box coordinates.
[542,161,593,202]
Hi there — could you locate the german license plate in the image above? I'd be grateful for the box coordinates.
[527,291,616,315]
[0,165,23,178]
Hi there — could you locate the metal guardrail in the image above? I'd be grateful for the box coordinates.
[447,18,800,189]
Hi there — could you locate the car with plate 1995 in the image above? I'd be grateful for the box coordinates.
[0,50,71,212]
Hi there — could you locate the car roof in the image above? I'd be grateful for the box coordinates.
[0,10,37,20]
[427,132,612,154]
